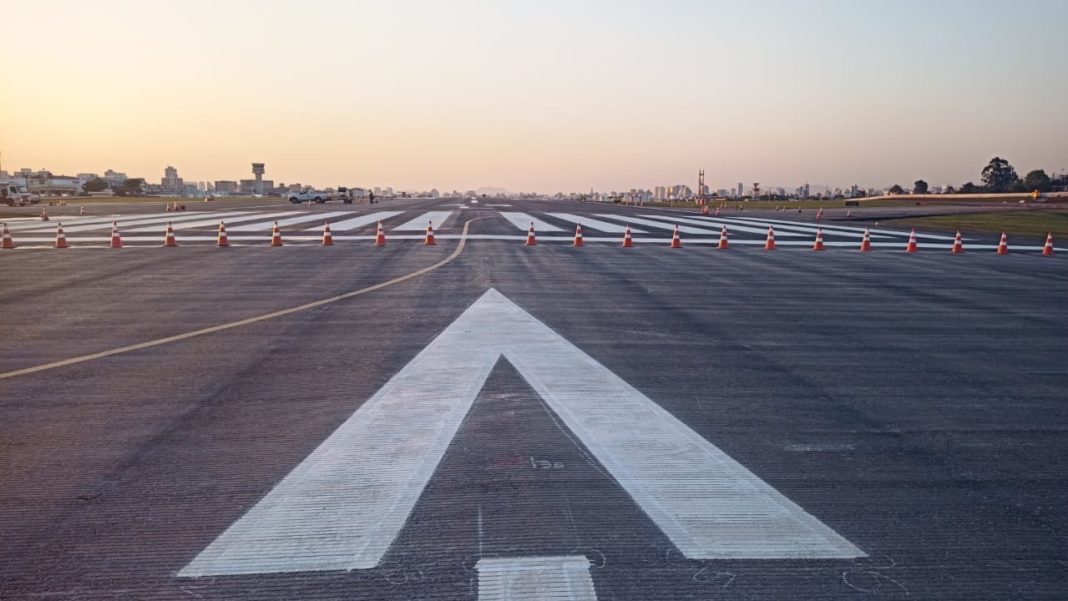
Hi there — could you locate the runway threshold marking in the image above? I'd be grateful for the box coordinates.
[0,220,480,382]
[477,556,597,601]
[180,288,863,577]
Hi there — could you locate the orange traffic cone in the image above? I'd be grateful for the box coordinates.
[524,222,537,246]
[322,222,334,246]
[764,226,776,250]
[1,223,13,249]
[216,221,230,247]
[41,209,49,221]
[79,206,86,216]
[714,206,721,217]
[859,228,872,252]
[816,208,823,222]
[424,221,436,246]
[812,228,825,251]
[621,225,633,248]
[573,224,584,247]
[905,229,918,253]
[375,221,386,247]
[717,226,729,250]
[163,222,177,247]
[950,230,964,254]
[701,205,710,216]
[54,223,68,249]
[269,222,284,247]
[669,225,682,248]
[1041,232,1054,256]
[995,232,1008,255]
[109,221,122,248]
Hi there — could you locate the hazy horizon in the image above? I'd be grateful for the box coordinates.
[3,0,1066,193]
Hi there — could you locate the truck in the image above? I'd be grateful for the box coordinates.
[286,189,329,204]
[1,181,36,207]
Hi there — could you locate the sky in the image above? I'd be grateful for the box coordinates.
[2,0,1066,193]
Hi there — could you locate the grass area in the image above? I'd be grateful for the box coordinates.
[890,210,1068,237]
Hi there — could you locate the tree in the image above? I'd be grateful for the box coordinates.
[981,157,1019,192]
[960,182,979,194]
[118,178,144,196]
[913,179,929,194]
[1023,169,1052,193]
[888,184,905,195]
[944,185,956,194]
[82,177,109,193]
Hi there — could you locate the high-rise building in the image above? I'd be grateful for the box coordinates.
[737,182,743,197]
[161,166,183,194]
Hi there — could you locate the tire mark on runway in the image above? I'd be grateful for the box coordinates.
[0,219,482,381]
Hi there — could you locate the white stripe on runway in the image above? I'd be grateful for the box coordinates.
[6,214,148,231]
[598,214,772,236]
[13,212,223,233]
[126,211,301,232]
[735,216,957,240]
[391,211,454,231]
[477,556,597,601]
[49,211,262,233]
[707,216,891,239]
[546,213,646,234]
[637,214,808,237]
[179,289,861,578]
[498,212,564,232]
[227,211,349,232]
[323,211,402,231]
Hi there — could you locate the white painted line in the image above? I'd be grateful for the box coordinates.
[5,214,137,231]
[677,215,890,239]
[734,216,957,240]
[596,214,750,236]
[635,213,807,237]
[499,212,564,232]
[477,556,597,601]
[546,213,646,234]
[227,211,349,232]
[391,211,454,231]
[324,211,403,231]
[180,289,862,578]
[16,211,229,233]
[126,211,302,232]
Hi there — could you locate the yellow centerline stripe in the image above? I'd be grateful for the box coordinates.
[0,219,477,381]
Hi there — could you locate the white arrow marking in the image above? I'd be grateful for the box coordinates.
[180,289,863,577]
[477,556,597,601]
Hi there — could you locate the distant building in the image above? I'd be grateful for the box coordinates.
[214,180,238,194]
[737,182,744,197]
[161,166,183,195]
[104,169,127,187]
[240,179,274,195]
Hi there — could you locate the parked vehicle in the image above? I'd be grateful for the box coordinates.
[1,181,36,207]
[287,189,328,204]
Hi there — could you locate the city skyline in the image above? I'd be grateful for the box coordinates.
[3,0,1066,193]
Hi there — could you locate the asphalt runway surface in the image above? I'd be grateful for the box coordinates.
[1,198,1067,600]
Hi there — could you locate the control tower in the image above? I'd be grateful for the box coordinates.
[252,163,265,195]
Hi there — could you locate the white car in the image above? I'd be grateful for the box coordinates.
[287,189,327,204]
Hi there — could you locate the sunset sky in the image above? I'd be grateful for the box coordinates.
[2,0,1066,192]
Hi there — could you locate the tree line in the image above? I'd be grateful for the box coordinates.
[889,157,1056,196]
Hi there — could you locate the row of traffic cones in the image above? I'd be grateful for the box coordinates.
[522,221,1057,254]
[0,221,1057,254]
